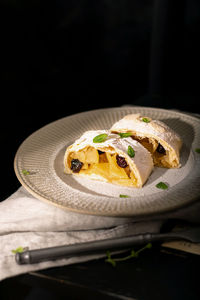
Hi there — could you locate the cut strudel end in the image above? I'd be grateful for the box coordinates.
[110,113,182,168]
[64,130,154,188]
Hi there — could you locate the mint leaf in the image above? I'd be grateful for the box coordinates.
[118,132,132,138]
[22,169,30,175]
[105,243,152,267]
[119,194,130,198]
[146,243,152,249]
[11,246,24,254]
[156,182,168,190]
[141,117,150,123]
[105,251,116,267]
[93,134,108,143]
[127,145,135,158]
[195,148,200,153]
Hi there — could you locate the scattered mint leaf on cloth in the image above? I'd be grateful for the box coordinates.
[119,194,130,198]
[156,182,168,190]
[127,145,135,158]
[93,134,108,143]
[11,246,25,254]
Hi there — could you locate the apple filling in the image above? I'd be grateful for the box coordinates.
[130,136,172,168]
[68,146,137,187]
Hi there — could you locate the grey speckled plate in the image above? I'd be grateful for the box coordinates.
[14,106,200,217]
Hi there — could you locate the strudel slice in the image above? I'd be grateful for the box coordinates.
[64,130,153,187]
[111,113,182,168]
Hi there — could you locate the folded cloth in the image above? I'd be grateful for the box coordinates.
[1,186,200,282]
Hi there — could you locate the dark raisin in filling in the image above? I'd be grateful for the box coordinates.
[156,143,166,155]
[70,159,83,173]
[98,150,105,155]
[116,155,128,168]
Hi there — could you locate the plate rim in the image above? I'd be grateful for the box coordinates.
[14,106,200,217]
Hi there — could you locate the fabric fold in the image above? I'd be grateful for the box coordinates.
[0,186,199,282]
[0,187,162,281]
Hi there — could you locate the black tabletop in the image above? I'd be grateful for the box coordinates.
[1,244,200,300]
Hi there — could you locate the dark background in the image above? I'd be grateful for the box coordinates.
[1,2,200,299]
[1,0,200,200]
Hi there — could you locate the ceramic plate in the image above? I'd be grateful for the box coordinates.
[14,106,200,216]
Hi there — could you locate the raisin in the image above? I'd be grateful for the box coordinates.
[70,159,83,173]
[98,150,105,155]
[116,155,128,168]
[156,143,166,155]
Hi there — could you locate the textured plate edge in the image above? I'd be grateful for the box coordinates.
[14,153,200,218]
[13,106,200,217]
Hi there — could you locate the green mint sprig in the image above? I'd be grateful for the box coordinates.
[105,243,152,267]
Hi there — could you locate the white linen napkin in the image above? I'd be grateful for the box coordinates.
[1,186,200,282]
[0,187,161,281]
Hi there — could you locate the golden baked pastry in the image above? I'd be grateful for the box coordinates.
[64,130,154,187]
[110,113,182,168]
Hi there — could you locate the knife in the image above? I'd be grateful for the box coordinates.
[15,226,200,265]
